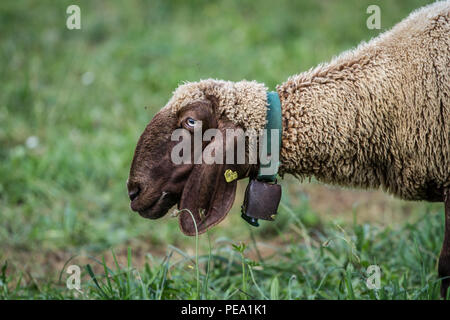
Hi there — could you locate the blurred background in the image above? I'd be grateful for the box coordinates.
[0,0,444,298]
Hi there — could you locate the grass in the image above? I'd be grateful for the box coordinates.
[1,203,445,299]
[0,0,446,299]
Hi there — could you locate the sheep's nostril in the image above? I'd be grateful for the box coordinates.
[128,186,141,201]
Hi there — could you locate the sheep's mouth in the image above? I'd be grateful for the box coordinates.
[134,192,179,219]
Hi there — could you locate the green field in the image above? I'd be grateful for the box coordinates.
[0,0,446,299]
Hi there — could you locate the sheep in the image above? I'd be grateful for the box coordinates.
[128,1,450,297]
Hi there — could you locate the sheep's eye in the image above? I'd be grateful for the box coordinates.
[185,117,196,128]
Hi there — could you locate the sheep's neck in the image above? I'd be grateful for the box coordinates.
[276,56,389,189]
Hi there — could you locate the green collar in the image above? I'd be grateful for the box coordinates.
[257,91,282,182]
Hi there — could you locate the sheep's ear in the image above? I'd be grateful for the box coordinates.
[177,126,240,235]
[177,162,237,236]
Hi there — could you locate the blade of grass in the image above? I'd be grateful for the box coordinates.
[85,264,108,299]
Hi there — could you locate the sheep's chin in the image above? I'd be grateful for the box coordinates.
[137,193,179,220]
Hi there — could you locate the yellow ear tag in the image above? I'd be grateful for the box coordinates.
[224,169,238,183]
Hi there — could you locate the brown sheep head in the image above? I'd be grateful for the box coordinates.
[127,79,268,235]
